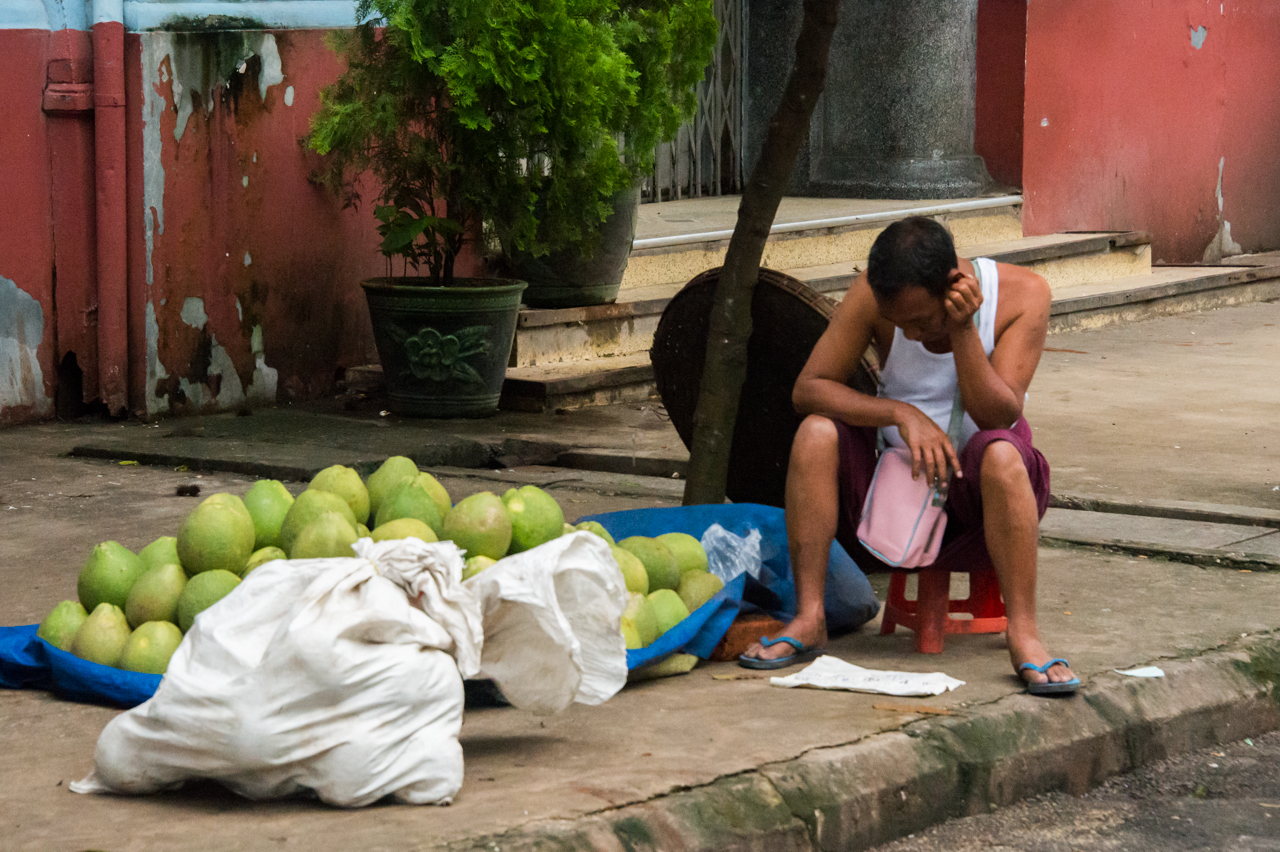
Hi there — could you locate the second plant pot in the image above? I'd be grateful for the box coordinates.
[502,186,640,309]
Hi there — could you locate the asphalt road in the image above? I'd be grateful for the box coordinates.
[873,730,1280,851]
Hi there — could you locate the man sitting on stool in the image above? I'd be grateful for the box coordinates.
[739,216,1077,696]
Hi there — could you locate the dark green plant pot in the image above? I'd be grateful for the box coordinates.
[504,186,640,309]
[362,277,527,418]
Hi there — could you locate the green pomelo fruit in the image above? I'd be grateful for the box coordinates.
[308,465,370,525]
[177,570,241,632]
[677,571,724,613]
[371,517,438,543]
[290,511,359,559]
[416,472,452,519]
[622,593,658,647]
[37,600,88,652]
[503,486,565,554]
[243,546,287,575]
[177,501,256,577]
[618,536,681,592]
[77,541,147,612]
[118,621,184,674]
[70,603,132,667]
[442,492,512,560]
[278,489,357,555]
[462,555,497,581]
[628,653,699,682]
[202,492,255,531]
[574,521,615,546]
[366,456,419,518]
[621,620,642,649]
[242,479,295,550]
[646,588,690,637]
[138,536,181,573]
[656,532,708,575]
[563,522,575,535]
[375,480,443,535]
[356,523,370,538]
[125,563,187,628]
[610,544,649,595]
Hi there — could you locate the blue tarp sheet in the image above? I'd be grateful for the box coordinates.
[1,504,879,705]
[579,503,880,670]
[0,624,161,708]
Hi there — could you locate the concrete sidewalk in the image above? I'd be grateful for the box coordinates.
[4,435,1280,851]
[2,301,1279,851]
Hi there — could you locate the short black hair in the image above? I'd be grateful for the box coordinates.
[866,216,958,299]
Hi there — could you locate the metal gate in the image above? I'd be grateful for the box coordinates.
[641,0,745,202]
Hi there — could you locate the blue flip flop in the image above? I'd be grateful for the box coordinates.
[738,636,825,670]
[1020,658,1080,696]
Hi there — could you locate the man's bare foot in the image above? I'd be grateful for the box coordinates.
[740,615,828,663]
[1008,630,1076,686]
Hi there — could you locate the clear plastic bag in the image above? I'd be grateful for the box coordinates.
[700,523,762,584]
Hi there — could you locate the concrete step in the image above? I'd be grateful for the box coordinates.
[508,229,1153,369]
[499,352,656,412]
[622,194,1024,291]
[1046,264,1280,332]
[502,261,1280,411]
[791,230,1151,297]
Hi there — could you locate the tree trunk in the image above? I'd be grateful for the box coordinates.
[681,0,841,506]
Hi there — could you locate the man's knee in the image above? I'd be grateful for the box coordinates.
[980,440,1029,490]
[791,415,840,464]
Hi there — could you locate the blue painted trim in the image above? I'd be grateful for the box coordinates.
[127,0,360,30]
[0,0,51,29]
[0,0,360,30]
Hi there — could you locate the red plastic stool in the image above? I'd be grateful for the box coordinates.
[880,569,1007,653]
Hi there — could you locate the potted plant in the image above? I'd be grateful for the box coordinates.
[308,3,720,410]
[497,0,718,308]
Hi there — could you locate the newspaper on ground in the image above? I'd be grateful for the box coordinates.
[770,654,964,697]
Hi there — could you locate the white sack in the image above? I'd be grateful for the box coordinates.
[465,531,629,715]
[72,538,484,807]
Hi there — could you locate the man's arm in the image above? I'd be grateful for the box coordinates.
[793,274,892,425]
[946,262,1051,430]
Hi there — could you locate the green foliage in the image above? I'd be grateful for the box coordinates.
[308,0,716,284]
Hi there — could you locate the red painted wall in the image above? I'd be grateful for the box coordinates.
[0,30,57,423]
[1023,0,1280,262]
[125,30,388,414]
[975,0,1026,189]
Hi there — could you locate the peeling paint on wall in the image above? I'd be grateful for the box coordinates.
[145,301,171,415]
[140,30,287,286]
[141,37,167,291]
[140,31,290,416]
[1203,156,1244,262]
[162,295,279,413]
[176,330,277,409]
[180,296,208,329]
[0,276,53,416]
[249,324,278,403]
[1190,25,1208,49]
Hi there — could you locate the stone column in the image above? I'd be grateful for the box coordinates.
[746,0,992,199]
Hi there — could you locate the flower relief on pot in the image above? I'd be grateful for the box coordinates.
[386,324,492,389]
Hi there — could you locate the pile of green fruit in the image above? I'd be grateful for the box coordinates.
[35,456,723,676]
[607,532,724,650]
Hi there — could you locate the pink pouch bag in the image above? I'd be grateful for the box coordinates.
[856,384,965,568]
[856,446,949,568]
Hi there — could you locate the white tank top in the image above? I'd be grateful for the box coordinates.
[878,257,1000,454]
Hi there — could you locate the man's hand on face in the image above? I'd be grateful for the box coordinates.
[943,270,983,334]
[894,403,963,484]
